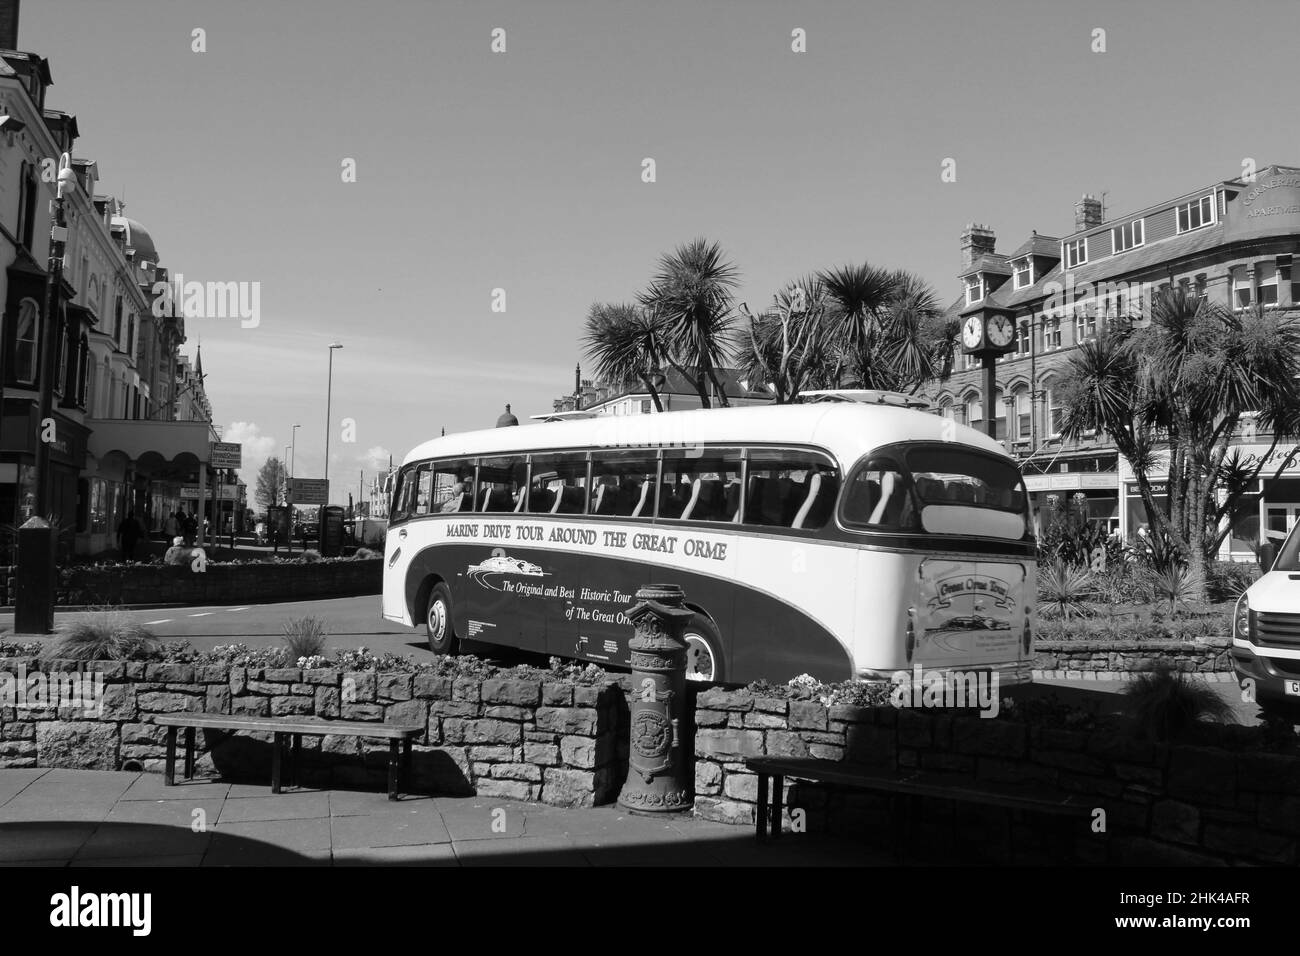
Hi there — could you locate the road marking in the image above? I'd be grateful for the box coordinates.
[189,612,214,617]
[145,619,172,625]
[227,607,250,612]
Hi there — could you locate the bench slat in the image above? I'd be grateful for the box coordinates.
[746,757,1085,815]
[153,713,423,739]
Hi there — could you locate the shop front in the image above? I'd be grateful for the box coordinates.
[1023,472,1120,538]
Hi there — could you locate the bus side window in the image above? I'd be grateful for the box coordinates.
[430,459,474,513]
[843,459,916,530]
[529,453,588,515]
[745,450,838,529]
[662,447,741,523]
[591,450,658,519]
[415,465,433,515]
[479,456,525,513]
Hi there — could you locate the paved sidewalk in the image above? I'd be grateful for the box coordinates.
[0,769,888,866]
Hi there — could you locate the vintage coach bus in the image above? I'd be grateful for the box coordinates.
[382,398,1037,685]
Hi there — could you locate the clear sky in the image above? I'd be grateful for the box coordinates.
[22,0,1300,499]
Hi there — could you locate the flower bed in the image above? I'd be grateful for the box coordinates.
[0,558,382,607]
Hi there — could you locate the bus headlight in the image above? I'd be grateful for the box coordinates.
[1234,593,1251,642]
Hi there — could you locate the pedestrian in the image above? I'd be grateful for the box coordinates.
[117,510,142,561]
[163,511,179,539]
[183,511,197,544]
[163,536,189,566]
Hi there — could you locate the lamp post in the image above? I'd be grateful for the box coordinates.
[290,423,300,478]
[16,153,77,634]
[283,445,292,505]
[324,343,342,502]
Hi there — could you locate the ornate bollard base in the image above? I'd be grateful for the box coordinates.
[617,583,695,814]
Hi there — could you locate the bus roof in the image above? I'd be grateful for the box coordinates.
[401,403,1008,468]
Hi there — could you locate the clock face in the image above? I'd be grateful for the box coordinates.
[962,316,984,349]
[987,314,1014,348]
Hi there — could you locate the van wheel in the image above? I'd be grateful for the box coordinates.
[683,616,724,683]
[425,582,459,656]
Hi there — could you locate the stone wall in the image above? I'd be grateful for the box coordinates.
[0,660,626,807]
[1034,639,1232,677]
[693,688,1298,865]
[1,558,381,608]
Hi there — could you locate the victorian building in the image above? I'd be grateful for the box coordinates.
[925,164,1300,560]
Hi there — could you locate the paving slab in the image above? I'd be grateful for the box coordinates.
[74,823,213,861]
[119,774,231,802]
[0,768,48,805]
[330,812,451,849]
[435,797,530,841]
[77,855,206,867]
[454,834,591,866]
[0,822,97,862]
[333,844,459,866]
[106,798,226,827]
[216,791,329,823]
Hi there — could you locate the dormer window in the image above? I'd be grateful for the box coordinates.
[1112,219,1144,253]
[1013,258,1032,289]
[964,275,983,305]
[1176,194,1214,233]
[1064,239,1087,269]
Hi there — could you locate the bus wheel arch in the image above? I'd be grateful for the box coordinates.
[420,577,459,656]
[680,609,725,683]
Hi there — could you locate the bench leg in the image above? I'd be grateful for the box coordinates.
[271,732,284,794]
[164,727,177,786]
[771,774,784,839]
[388,740,400,801]
[292,734,302,789]
[755,772,769,842]
[402,737,412,785]
[184,727,196,780]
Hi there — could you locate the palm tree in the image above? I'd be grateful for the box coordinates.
[638,238,739,407]
[582,303,667,411]
[1058,288,1300,597]
[736,275,836,403]
[818,264,950,393]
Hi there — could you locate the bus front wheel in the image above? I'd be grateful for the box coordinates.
[425,582,460,656]
[683,616,724,683]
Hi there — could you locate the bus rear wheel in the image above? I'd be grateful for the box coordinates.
[683,616,724,683]
[425,582,459,656]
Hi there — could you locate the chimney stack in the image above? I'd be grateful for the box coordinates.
[0,0,18,51]
[1075,194,1103,231]
[960,223,996,269]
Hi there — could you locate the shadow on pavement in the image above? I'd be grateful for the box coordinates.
[0,821,313,866]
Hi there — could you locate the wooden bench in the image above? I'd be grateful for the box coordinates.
[746,756,1091,861]
[154,714,425,800]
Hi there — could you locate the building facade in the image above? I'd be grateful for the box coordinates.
[925,164,1300,560]
[0,19,231,555]
[548,364,773,418]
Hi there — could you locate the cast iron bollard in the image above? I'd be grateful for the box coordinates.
[617,583,694,813]
[14,518,56,634]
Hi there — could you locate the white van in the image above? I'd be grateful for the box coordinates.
[1233,523,1300,719]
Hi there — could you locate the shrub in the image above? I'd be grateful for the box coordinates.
[1205,561,1259,603]
[1148,565,1198,615]
[0,640,44,658]
[353,548,379,560]
[41,612,158,663]
[300,549,322,563]
[1124,665,1236,741]
[281,617,327,659]
[1037,562,1094,620]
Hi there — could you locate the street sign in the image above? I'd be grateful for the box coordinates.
[210,442,242,469]
[289,478,329,505]
[180,485,238,501]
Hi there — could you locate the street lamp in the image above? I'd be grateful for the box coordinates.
[324,343,343,501]
[290,423,300,478]
[283,445,292,505]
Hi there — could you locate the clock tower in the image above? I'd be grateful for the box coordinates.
[959,303,1017,439]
